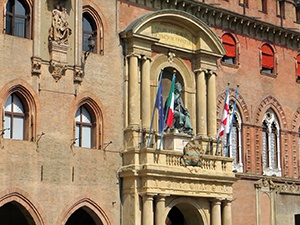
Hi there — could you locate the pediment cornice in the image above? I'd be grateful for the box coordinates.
[125,0,300,50]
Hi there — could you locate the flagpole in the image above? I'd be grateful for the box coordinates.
[225,84,239,157]
[158,71,176,150]
[216,82,230,155]
[147,69,164,148]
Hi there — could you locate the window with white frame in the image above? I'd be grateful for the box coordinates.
[75,106,93,148]
[262,109,281,176]
[223,102,243,172]
[4,93,24,140]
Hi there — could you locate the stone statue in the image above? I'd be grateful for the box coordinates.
[49,5,72,45]
[166,82,193,135]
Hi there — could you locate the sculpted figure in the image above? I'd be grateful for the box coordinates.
[166,82,193,135]
[49,5,72,44]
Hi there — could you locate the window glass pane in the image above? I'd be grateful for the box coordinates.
[15,17,26,37]
[5,95,12,112]
[270,132,276,169]
[75,125,80,147]
[13,116,24,140]
[6,0,12,12]
[231,127,237,163]
[83,17,93,32]
[82,126,91,148]
[15,0,26,15]
[262,131,267,168]
[4,115,11,139]
[13,95,24,113]
[82,15,95,52]
[5,15,12,34]
[81,107,91,123]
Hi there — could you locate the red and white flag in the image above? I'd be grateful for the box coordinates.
[218,91,230,137]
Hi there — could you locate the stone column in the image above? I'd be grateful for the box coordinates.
[33,0,41,56]
[207,71,217,136]
[141,56,151,129]
[196,69,207,136]
[143,194,154,225]
[128,54,140,127]
[222,199,233,225]
[155,195,167,225]
[211,199,222,225]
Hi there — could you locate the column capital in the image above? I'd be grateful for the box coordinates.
[209,198,222,205]
[142,55,152,62]
[141,193,157,200]
[126,53,141,59]
[222,198,235,204]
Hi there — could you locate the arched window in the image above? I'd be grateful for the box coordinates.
[222,101,243,172]
[82,13,97,53]
[4,93,25,140]
[82,6,104,55]
[5,0,31,38]
[261,44,275,75]
[221,33,237,65]
[262,109,281,176]
[296,54,300,80]
[75,105,93,148]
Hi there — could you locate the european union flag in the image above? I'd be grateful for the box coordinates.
[155,79,164,133]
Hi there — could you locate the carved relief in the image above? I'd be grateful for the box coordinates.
[48,4,72,45]
[31,57,42,76]
[48,4,71,81]
[49,59,67,81]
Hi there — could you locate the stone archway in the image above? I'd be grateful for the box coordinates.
[166,197,208,225]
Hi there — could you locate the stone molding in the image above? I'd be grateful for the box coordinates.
[126,0,300,50]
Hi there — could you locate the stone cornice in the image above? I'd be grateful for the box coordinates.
[123,0,300,49]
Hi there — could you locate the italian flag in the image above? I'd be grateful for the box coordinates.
[166,74,176,127]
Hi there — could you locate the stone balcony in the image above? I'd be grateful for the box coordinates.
[120,141,237,199]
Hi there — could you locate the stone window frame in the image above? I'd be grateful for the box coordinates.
[225,102,243,173]
[82,5,104,55]
[73,97,103,150]
[4,0,32,39]
[261,109,282,177]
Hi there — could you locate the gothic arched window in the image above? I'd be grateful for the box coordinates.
[5,0,31,38]
[82,13,97,53]
[75,105,93,148]
[4,93,25,140]
[82,6,104,55]
[223,102,243,172]
[262,109,281,176]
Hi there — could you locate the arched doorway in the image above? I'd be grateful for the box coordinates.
[65,206,104,225]
[0,201,35,225]
[166,202,206,225]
